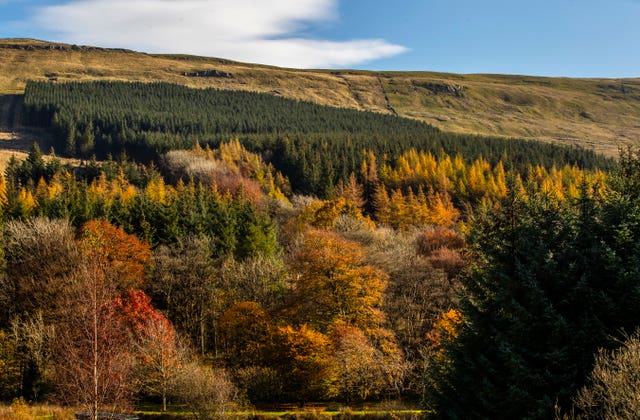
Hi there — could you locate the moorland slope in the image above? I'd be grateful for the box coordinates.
[1,38,639,157]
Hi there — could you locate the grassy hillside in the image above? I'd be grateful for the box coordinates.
[1,38,639,157]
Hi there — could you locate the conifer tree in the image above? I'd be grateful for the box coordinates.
[426,172,640,419]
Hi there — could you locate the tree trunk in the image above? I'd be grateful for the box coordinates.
[93,280,99,420]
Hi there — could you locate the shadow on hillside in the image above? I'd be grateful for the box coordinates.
[0,94,54,154]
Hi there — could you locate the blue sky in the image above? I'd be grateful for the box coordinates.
[1,0,639,77]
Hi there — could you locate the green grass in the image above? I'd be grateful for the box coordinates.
[134,403,423,419]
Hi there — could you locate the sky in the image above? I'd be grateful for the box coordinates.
[1,0,639,77]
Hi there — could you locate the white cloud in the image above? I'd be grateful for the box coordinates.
[30,0,408,68]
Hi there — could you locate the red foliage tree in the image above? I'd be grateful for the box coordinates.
[115,290,181,412]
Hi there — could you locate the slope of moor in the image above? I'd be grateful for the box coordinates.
[1,38,639,157]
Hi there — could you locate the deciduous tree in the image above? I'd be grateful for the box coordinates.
[80,220,151,291]
[116,290,182,412]
[53,258,135,420]
[573,330,640,419]
[1,217,79,325]
[149,235,218,355]
[290,229,387,333]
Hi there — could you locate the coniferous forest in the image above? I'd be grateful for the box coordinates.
[1,80,639,419]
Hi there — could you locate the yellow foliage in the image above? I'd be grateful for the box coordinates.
[299,197,368,229]
[425,309,464,364]
[429,191,460,227]
[434,309,463,341]
[46,175,64,200]
[370,148,607,222]
[0,174,6,207]
[373,185,460,229]
[9,397,31,420]
[17,188,36,212]
[188,140,291,201]
[145,177,171,204]
[121,185,138,204]
[292,229,388,332]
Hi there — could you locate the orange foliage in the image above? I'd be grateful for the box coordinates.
[269,324,333,400]
[328,323,404,402]
[426,247,465,278]
[335,173,366,210]
[298,197,373,229]
[190,140,290,202]
[373,148,606,210]
[373,184,460,228]
[291,229,387,333]
[80,220,152,291]
[218,301,272,366]
[417,227,466,256]
[425,309,464,353]
[212,171,264,206]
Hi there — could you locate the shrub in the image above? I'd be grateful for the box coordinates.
[416,227,465,256]
[573,330,640,419]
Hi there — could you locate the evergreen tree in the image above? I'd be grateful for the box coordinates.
[426,172,640,419]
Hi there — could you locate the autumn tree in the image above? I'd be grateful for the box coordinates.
[218,255,290,311]
[80,220,151,291]
[173,363,238,420]
[290,229,388,334]
[573,329,640,419]
[346,226,462,374]
[267,324,333,402]
[1,217,79,325]
[115,290,182,412]
[328,323,407,402]
[335,172,366,210]
[9,311,56,401]
[218,301,272,367]
[0,329,21,400]
[53,258,135,420]
[426,173,640,419]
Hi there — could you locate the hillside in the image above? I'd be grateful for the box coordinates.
[1,38,640,157]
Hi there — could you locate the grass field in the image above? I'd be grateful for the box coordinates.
[133,402,423,420]
[1,38,639,161]
[0,402,423,420]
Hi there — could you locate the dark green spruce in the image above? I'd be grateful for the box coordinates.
[425,153,640,419]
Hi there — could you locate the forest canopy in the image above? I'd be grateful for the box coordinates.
[22,81,611,196]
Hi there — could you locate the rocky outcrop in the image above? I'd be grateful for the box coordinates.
[413,80,466,97]
[182,69,233,78]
